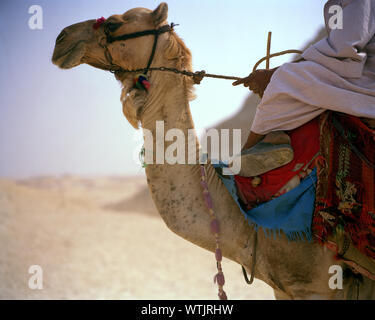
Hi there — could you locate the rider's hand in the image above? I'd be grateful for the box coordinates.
[232,67,278,98]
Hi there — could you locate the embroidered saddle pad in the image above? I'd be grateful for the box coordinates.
[313,112,375,279]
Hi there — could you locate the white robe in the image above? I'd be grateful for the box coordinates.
[251,0,375,135]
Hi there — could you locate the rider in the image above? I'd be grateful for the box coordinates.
[233,0,375,177]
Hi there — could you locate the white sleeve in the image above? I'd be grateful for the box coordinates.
[302,0,375,78]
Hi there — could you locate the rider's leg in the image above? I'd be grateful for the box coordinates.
[242,131,265,151]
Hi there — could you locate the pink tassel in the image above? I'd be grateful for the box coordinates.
[215,248,222,262]
[200,180,208,189]
[204,193,213,209]
[200,165,206,176]
[218,290,228,300]
[214,272,225,286]
[210,219,220,234]
[199,164,227,300]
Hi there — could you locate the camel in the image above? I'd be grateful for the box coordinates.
[51,3,375,299]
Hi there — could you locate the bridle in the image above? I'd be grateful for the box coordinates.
[93,17,302,86]
[95,17,175,75]
[93,17,245,85]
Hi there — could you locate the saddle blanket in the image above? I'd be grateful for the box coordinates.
[215,112,375,270]
[313,113,375,260]
[214,117,320,241]
[234,118,320,210]
[214,112,375,277]
[213,167,317,241]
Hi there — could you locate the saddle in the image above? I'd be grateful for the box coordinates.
[231,112,375,279]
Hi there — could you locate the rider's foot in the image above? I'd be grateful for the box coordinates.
[230,131,294,177]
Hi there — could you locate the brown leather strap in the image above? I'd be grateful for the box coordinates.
[105,24,173,75]
[107,24,172,43]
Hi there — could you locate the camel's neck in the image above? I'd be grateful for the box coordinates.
[130,65,342,300]
[139,71,255,266]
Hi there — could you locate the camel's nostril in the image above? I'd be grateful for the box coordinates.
[56,30,66,44]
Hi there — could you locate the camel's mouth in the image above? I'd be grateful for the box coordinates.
[52,41,86,69]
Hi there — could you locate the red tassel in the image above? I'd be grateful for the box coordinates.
[141,79,150,90]
[93,17,106,30]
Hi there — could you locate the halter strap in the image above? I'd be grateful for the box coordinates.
[99,23,175,75]
[107,24,172,43]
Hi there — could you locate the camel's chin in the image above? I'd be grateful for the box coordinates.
[52,42,85,69]
[86,61,113,72]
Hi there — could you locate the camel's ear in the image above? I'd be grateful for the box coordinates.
[151,3,168,27]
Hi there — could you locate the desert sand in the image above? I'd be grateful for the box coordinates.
[0,175,274,300]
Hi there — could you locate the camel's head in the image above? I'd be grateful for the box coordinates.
[52,3,193,129]
[52,3,173,72]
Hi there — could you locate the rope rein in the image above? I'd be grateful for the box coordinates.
[115,48,303,85]
[101,22,303,84]
[116,66,241,84]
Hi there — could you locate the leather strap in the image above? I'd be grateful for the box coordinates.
[107,24,172,43]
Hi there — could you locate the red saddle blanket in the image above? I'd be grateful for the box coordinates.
[313,113,375,260]
[235,117,320,210]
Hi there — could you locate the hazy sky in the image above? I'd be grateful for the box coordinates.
[0,0,326,178]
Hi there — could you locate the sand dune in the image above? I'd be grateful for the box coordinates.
[0,176,274,300]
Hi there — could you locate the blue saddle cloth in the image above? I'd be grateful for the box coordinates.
[213,163,317,241]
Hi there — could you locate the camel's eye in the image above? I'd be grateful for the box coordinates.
[105,22,122,33]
